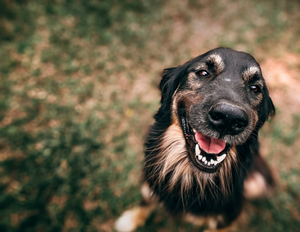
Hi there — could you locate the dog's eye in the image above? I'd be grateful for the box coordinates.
[198,70,209,77]
[250,85,260,93]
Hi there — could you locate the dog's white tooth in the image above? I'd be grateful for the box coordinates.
[198,155,203,160]
[204,160,207,164]
[195,144,200,156]
[208,162,211,166]
[202,157,206,162]
[217,154,227,162]
[193,128,196,133]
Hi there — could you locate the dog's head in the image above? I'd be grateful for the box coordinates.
[157,48,274,175]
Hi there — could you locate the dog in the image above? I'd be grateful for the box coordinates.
[115,47,275,231]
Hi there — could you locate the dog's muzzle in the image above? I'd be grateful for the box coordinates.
[181,114,231,173]
[208,103,249,136]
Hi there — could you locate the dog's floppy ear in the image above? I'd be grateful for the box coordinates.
[154,62,191,122]
[257,87,275,129]
[159,61,191,107]
[266,95,275,118]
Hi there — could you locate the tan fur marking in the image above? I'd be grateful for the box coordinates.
[242,66,260,82]
[172,89,204,118]
[250,109,259,131]
[194,54,224,75]
[207,217,218,230]
[218,146,238,197]
[187,73,203,89]
[207,54,225,74]
[184,213,206,226]
[204,214,239,232]
[195,63,207,71]
[251,92,263,109]
[157,124,192,191]
[141,182,158,204]
[115,206,155,232]
[184,214,233,232]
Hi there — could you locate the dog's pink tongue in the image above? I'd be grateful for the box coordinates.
[195,132,226,154]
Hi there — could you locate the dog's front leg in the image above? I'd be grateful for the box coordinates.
[115,182,158,232]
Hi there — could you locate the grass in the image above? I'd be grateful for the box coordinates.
[0,0,300,231]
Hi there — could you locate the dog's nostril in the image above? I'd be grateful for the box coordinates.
[208,103,248,135]
[210,112,225,122]
[233,119,247,130]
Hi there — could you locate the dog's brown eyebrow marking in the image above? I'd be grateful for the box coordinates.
[194,63,207,71]
[206,54,225,73]
[195,54,225,74]
[242,66,260,82]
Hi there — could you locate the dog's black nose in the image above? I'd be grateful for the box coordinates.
[208,103,248,135]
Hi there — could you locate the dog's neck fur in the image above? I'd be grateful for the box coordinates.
[144,118,252,217]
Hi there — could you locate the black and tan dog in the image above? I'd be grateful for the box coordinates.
[115,48,275,231]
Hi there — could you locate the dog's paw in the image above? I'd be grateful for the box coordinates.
[115,207,150,232]
[243,171,269,199]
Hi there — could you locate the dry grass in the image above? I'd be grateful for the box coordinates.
[0,0,300,231]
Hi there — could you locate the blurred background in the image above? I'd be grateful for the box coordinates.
[0,0,300,231]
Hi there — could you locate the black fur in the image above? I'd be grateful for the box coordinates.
[143,48,275,229]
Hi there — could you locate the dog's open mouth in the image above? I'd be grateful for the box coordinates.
[180,115,231,173]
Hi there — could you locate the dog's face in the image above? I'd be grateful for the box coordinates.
[160,48,275,175]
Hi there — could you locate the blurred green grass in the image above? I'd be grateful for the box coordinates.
[0,0,300,231]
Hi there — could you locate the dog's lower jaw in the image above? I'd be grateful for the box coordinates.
[185,133,232,173]
[144,124,245,221]
[179,114,234,173]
